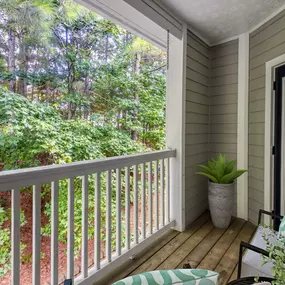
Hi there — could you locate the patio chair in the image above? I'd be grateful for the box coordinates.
[237,209,284,278]
[112,269,219,284]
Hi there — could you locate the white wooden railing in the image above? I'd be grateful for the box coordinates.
[0,149,176,285]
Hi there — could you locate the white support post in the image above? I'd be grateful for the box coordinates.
[148,162,153,234]
[51,181,59,285]
[95,173,101,269]
[67,178,75,282]
[116,169,122,256]
[141,163,146,239]
[154,161,159,231]
[160,160,165,227]
[12,188,20,285]
[237,33,249,220]
[106,170,112,262]
[125,167,131,249]
[33,184,41,285]
[134,165,139,243]
[82,175,88,278]
[166,24,187,232]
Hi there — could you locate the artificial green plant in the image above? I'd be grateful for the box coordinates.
[196,153,247,184]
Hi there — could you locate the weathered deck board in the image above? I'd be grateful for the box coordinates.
[229,265,238,282]
[215,221,256,285]
[157,220,214,270]
[108,212,257,285]
[177,222,231,268]
[198,218,246,270]
[105,230,179,285]
[130,212,210,275]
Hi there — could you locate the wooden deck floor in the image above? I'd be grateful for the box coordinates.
[106,212,257,285]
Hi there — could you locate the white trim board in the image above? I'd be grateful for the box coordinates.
[264,54,285,225]
[237,33,249,220]
[75,0,167,49]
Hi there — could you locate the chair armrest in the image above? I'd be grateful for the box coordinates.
[237,241,269,279]
[258,209,283,225]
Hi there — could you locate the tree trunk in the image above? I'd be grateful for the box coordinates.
[65,27,74,120]
[131,53,141,141]
[18,40,27,96]
[105,34,109,63]
[7,28,16,92]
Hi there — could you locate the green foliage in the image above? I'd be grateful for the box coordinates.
[260,229,285,285]
[0,87,149,169]
[0,87,146,259]
[42,174,127,255]
[196,153,247,184]
[0,205,26,277]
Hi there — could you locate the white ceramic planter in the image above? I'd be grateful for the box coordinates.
[208,181,234,228]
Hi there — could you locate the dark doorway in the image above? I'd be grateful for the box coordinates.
[273,64,285,230]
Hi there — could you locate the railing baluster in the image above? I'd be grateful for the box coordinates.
[141,163,146,239]
[1,150,177,285]
[95,173,101,270]
[166,158,170,223]
[134,165,139,244]
[33,184,41,285]
[125,167,130,250]
[82,175,88,278]
[154,161,159,230]
[51,181,59,285]
[160,160,165,227]
[106,170,112,262]
[148,162,153,235]
[12,188,20,285]
[116,169,122,256]
[67,178,74,282]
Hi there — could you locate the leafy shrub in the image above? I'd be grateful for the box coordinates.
[0,87,149,170]
[196,153,247,184]
[0,88,145,260]
[0,205,26,277]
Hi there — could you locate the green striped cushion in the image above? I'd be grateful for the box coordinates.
[112,269,219,285]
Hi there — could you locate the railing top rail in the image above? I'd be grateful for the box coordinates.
[0,149,176,191]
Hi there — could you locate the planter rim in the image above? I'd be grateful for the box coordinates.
[208,180,235,186]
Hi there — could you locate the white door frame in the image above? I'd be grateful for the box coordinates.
[264,54,285,225]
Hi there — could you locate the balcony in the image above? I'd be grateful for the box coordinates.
[0,150,176,285]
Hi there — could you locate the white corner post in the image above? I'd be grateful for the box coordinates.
[237,33,249,220]
[166,24,187,232]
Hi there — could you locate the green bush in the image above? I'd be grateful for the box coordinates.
[0,88,145,263]
[0,87,149,170]
[0,205,26,277]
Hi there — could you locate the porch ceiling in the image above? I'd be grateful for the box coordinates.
[161,0,285,44]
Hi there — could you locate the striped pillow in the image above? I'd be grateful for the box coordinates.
[112,269,219,285]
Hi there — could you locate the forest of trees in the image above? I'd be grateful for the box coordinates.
[0,0,166,282]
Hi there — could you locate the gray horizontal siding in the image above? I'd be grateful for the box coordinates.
[248,9,285,224]
[185,30,210,226]
[209,39,239,217]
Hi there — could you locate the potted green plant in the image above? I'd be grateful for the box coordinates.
[196,154,247,228]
